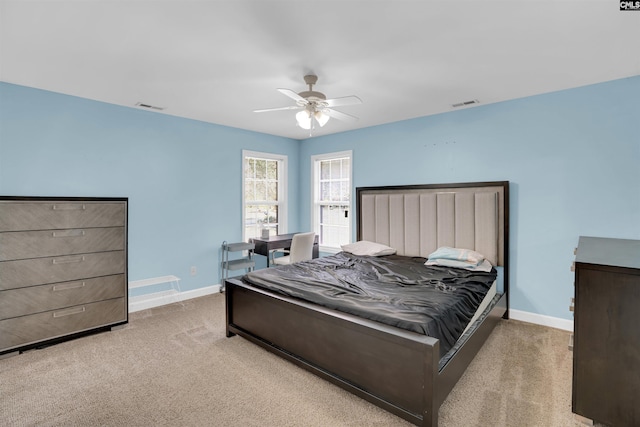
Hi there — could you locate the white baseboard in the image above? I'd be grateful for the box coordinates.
[129,284,222,313]
[128,285,574,333]
[509,309,573,332]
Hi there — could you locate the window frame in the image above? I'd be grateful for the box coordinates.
[242,150,288,243]
[310,150,353,253]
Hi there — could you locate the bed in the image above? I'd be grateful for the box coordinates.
[225,181,509,427]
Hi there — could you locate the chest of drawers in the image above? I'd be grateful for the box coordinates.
[572,236,640,426]
[0,197,128,356]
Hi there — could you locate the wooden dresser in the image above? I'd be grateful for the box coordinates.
[572,236,640,426]
[0,197,128,357]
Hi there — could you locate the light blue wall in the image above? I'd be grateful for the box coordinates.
[2,77,639,321]
[299,76,640,321]
[0,82,300,291]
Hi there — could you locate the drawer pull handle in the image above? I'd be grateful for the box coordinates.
[52,230,86,238]
[52,204,86,211]
[52,256,85,265]
[53,281,86,291]
[53,306,86,318]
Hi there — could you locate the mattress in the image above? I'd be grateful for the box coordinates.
[241,252,497,357]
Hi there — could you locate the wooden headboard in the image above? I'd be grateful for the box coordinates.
[356,181,509,267]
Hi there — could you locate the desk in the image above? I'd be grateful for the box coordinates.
[252,233,319,267]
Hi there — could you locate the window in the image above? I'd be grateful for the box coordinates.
[243,151,287,242]
[311,151,352,252]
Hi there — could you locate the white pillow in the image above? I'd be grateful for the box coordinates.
[427,247,485,264]
[425,247,492,272]
[341,241,397,257]
[425,258,493,272]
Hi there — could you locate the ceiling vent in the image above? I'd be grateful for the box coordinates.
[135,102,165,111]
[452,99,479,108]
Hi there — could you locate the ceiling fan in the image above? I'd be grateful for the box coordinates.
[254,74,362,131]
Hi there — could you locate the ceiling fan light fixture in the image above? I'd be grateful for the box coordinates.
[256,74,361,133]
[296,110,312,130]
[314,110,330,127]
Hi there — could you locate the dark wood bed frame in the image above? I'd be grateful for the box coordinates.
[225,181,509,427]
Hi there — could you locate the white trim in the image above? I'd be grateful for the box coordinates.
[129,275,181,289]
[509,308,573,332]
[127,285,576,333]
[242,150,288,242]
[129,284,221,312]
[310,150,353,250]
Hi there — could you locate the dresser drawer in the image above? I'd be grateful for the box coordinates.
[0,298,126,351]
[0,275,125,320]
[0,227,125,261]
[0,202,125,232]
[0,251,125,290]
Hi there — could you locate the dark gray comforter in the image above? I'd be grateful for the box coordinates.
[241,252,496,357]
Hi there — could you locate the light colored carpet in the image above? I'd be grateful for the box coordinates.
[1,293,586,426]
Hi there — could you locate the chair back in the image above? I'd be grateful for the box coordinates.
[289,232,316,263]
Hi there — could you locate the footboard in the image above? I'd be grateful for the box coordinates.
[225,278,441,426]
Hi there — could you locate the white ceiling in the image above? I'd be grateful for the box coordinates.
[1,0,639,140]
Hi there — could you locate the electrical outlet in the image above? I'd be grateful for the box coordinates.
[190,266,197,276]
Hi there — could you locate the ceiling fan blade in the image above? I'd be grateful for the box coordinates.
[325,108,359,122]
[323,95,362,108]
[253,105,302,113]
[277,88,307,104]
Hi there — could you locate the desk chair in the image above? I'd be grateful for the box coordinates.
[272,232,316,266]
